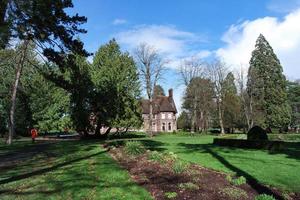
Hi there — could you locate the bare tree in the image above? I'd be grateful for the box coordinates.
[134,43,165,136]
[207,60,228,135]
[179,56,205,86]
[179,56,205,132]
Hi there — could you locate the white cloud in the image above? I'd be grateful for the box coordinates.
[112,18,127,25]
[267,0,300,13]
[216,8,300,79]
[115,24,209,69]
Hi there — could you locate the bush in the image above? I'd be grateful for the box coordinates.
[255,194,276,200]
[124,141,145,155]
[172,160,188,174]
[164,192,177,199]
[247,126,268,140]
[231,176,246,186]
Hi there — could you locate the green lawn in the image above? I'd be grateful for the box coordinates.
[0,139,152,200]
[136,134,300,192]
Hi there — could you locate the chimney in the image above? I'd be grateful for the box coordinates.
[168,89,173,98]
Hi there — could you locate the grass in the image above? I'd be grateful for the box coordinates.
[0,139,152,200]
[134,133,300,192]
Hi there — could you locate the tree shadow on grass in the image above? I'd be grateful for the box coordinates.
[0,150,107,186]
[267,142,300,161]
[178,143,284,200]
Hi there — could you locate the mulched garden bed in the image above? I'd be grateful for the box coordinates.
[105,144,299,200]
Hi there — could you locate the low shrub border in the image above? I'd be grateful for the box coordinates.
[213,138,288,150]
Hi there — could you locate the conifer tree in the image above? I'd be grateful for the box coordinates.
[247,34,291,129]
[222,72,240,133]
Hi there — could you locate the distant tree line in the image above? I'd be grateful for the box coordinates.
[178,34,299,134]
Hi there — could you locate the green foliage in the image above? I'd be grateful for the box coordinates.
[177,111,191,131]
[164,151,178,161]
[164,192,177,199]
[228,176,247,186]
[255,194,276,200]
[91,39,142,132]
[148,150,164,162]
[247,34,291,128]
[1,0,88,62]
[0,45,39,135]
[222,72,241,131]
[183,77,214,131]
[220,187,248,200]
[287,81,300,128]
[124,141,146,155]
[172,160,188,174]
[178,182,199,190]
[28,73,71,132]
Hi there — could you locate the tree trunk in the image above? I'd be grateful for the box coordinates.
[217,99,225,135]
[7,40,29,145]
[95,120,101,135]
[248,94,254,129]
[149,98,153,137]
[191,100,197,133]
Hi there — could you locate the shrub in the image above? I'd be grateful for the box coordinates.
[178,182,199,190]
[255,194,276,200]
[230,176,247,186]
[163,151,178,161]
[148,151,164,162]
[124,141,145,155]
[172,160,188,174]
[247,126,268,140]
[164,192,177,199]
[220,187,248,200]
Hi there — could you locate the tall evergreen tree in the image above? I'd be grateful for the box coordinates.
[92,39,141,137]
[247,34,291,129]
[287,81,300,131]
[183,77,214,132]
[222,72,240,133]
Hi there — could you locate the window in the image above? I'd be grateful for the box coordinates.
[168,122,172,131]
[162,123,166,131]
[168,113,172,119]
[161,113,165,119]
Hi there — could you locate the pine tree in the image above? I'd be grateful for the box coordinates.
[247,34,291,129]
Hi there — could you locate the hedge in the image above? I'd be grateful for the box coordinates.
[213,138,285,150]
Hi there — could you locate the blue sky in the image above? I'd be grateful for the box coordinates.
[70,0,300,112]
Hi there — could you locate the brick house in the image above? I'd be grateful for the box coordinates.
[141,89,177,132]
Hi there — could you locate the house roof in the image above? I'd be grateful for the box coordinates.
[141,94,177,114]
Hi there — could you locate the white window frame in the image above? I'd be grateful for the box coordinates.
[161,113,165,119]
